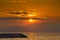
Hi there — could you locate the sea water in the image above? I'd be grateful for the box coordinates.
[0,32,60,40]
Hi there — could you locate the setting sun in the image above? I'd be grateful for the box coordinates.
[28,19,34,22]
[23,19,37,25]
[23,19,43,25]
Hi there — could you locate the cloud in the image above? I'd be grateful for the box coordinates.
[0,17,44,20]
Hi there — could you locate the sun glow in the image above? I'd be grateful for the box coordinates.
[27,12,37,17]
[28,14,35,17]
[28,19,34,22]
[23,19,43,25]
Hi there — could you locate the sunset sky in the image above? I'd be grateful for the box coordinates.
[0,0,60,32]
[0,0,60,17]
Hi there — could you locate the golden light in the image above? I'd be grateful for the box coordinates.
[23,19,43,26]
[28,19,35,22]
[23,19,37,25]
[28,14,35,17]
[27,12,37,17]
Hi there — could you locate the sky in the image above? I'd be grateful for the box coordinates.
[0,0,60,17]
[0,0,60,32]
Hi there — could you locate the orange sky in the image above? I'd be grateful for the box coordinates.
[0,0,60,17]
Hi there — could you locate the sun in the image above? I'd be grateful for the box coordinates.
[27,19,36,23]
[23,19,43,25]
[29,19,34,22]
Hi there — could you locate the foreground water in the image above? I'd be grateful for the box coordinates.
[0,19,60,40]
[0,32,60,40]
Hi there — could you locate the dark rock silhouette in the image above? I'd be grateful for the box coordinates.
[0,33,27,38]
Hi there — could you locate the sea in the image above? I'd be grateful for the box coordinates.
[0,19,60,40]
[0,32,60,40]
